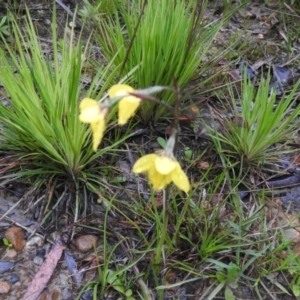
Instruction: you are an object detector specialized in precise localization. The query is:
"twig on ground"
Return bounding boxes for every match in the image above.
[55,0,82,28]
[21,237,66,300]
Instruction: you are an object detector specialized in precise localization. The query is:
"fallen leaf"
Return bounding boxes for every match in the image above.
[65,251,82,287]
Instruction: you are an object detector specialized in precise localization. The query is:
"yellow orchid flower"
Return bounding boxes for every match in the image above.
[108,84,141,125]
[133,153,190,193]
[79,98,108,151]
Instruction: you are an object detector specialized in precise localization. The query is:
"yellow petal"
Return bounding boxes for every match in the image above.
[80,98,99,110]
[79,98,101,123]
[171,163,190,193]
[108,84,135,98]
[148,168,172,190]
[133,154,157,173]
[155,156,177,175]
[91,120,106,151]
[118,97,141,125]
[79,108,101,123]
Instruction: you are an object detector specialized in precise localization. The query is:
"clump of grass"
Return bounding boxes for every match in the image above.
[210,73,300,168]
[0,12,127,223]
[90,0,232,123]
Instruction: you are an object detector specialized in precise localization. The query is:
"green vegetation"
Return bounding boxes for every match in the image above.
[2,238,12,249]
[0,12,129,224]
[212,74,300,167]
[92,0,233,123]
[0,0,300,299]
[0,15,11,36]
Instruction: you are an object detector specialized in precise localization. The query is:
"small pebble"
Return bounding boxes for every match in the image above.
[5,227,25,250]
[7,274,20,284]
[33,256,44,266]
[3,249,17,259]
[36,249,46,257]
[26,236,44,248]
[0,260,19,274]
[0,281,10,294]
[81,289,93,300]
[74,235,97,253]
[44,19,51,26]
[51,289,61,300]
[39,292,47,300]
[258,33,264,40]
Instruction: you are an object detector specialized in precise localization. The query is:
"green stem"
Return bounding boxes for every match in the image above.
[172,78,180,155]
[154,189,169,270]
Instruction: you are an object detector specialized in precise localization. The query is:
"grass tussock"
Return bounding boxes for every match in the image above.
[211,74,300,167]
[92,0,233,123]
[0,11,131,224]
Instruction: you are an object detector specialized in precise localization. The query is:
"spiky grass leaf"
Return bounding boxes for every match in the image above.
[211,74,300,166]
[94,0,231,122]
[0,10,125,177]
[0,10,135,224]
[0,17,87,176]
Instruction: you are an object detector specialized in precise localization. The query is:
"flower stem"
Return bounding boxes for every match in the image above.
[154,189,169,271]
